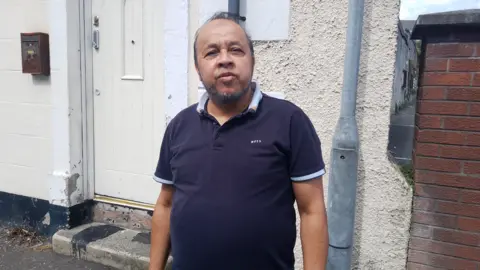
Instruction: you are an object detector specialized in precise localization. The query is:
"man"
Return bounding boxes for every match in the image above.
[149,12,328,270]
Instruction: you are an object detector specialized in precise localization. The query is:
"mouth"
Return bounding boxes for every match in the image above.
[217,72,237,79]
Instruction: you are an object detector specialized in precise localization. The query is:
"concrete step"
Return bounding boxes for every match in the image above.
[52,222,172,270]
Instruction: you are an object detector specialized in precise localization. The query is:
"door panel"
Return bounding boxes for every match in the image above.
[92,0,165,205]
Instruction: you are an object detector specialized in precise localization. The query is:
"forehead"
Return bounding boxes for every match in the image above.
[196,19,248,47]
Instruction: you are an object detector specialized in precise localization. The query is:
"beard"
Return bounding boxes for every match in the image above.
[203,79,251,105]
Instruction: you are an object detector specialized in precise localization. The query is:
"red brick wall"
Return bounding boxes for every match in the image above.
[409,42,480,269]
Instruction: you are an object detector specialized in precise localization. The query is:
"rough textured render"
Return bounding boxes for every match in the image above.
[252,0,413,269]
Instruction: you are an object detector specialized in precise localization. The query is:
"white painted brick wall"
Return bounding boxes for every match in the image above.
[0,0,52,200]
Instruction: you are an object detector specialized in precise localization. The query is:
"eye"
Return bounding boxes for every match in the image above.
[205,50,218,57]
[230,47,244,54]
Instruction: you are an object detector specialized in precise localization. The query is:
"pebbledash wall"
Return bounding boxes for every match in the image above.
[408,10,480,270]
[254,1,412,269]
[0,0,413,269]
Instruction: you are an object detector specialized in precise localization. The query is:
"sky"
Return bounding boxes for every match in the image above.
[400,0,480,20]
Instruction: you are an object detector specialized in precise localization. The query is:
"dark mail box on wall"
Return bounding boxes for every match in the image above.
[20,32,50,76]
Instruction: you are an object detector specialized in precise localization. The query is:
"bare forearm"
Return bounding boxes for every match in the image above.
[300,212,328,270]
[149,205,172,270]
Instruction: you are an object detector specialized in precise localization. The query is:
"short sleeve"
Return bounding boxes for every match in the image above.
[153,124,174,185]
[289,110,326,181]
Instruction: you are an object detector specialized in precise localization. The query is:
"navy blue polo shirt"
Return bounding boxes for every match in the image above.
[154,85,325,270]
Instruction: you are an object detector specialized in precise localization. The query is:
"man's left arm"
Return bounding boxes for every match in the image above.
[293,177,328,270]
[288,110,328,270]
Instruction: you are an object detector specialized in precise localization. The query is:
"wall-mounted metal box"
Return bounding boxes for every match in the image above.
[20,32,50,76]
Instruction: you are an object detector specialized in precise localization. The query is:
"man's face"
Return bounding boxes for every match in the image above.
[195,19,254,104]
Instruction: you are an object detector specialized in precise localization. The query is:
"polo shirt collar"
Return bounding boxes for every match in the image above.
[196,82,263,114]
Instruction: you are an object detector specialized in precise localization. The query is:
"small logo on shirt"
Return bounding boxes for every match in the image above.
[251,140,262,144]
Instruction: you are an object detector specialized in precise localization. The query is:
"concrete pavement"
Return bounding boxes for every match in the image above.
[0,224,112,270]
[52,222,173,270]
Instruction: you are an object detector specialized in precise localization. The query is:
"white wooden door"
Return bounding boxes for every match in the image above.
[92,0,166,205]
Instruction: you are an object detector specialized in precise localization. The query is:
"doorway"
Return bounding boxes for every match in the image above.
[90,0,167,206]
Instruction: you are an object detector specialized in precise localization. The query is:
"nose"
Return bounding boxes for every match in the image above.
[217,50,233,68]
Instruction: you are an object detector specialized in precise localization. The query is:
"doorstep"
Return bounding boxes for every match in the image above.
[52,222,172,270]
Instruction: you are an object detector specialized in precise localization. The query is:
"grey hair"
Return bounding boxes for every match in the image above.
[193,11,254,67]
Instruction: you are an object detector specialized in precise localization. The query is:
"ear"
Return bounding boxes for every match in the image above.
[197,70,204,84]
[251,57,255,74]
[196,66,202,81]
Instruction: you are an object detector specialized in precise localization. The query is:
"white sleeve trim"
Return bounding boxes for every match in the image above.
[291,168,326,181]
[153,175,174,185]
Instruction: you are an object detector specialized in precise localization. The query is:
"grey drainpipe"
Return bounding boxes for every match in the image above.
[326,0,365,268]
[228,0,241,22]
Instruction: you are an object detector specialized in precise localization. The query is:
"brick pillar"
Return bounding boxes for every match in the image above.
[409,11,480,270]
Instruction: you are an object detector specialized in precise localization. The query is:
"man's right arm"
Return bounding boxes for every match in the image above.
[149,184,175,270]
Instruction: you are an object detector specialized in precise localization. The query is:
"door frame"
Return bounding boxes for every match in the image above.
[79,0,95,201]
[77,0,191,205]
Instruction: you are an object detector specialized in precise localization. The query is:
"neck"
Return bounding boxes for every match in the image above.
[207,85,254,122]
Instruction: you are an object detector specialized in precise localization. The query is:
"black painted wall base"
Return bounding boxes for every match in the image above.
[0,190,93,237]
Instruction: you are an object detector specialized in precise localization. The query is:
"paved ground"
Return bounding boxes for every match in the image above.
[0,225,113,270]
